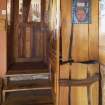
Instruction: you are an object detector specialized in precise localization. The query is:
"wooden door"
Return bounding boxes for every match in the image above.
[7,0,48,64]
[61,0,99,62]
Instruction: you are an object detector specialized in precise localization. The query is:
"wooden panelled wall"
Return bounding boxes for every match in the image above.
[49,0,100,105]
[58,0,100,105]
[61,0,99,62]
[59,63,99,105]
[0,0,7,77]
[8,0,48,64]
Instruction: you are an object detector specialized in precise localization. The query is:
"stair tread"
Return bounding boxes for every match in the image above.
[3,90,53,105]
[7,62,48,75]
[3,79,51,91]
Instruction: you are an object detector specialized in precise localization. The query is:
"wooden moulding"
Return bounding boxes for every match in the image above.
[59,63,99,105]
[61,0,99,62]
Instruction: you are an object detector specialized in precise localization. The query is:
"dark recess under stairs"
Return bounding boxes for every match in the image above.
[2,62,53,105]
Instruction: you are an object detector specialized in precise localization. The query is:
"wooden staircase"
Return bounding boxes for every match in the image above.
[2,62,53,105]
[3,90,53,105]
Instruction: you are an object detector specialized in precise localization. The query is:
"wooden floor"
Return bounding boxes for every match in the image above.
[3,89,53,105]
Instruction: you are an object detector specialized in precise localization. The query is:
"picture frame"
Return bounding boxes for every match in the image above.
[72,0,91,24]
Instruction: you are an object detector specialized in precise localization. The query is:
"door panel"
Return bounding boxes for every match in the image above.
[61,0,99,62]
[7,0,48,63]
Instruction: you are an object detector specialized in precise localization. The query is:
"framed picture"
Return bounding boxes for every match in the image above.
[72,0,91,24]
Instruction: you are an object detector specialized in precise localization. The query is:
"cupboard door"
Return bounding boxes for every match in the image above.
[61,0,99,62]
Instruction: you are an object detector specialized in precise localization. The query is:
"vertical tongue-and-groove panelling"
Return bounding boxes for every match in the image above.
[61,0,99,62]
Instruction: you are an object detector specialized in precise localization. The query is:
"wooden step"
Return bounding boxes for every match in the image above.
[2,90,53,105]
[7,62,49,75]
[2,79,51,102]
[3,79,51,92]
[3,72,50,92]
[5,73,49,79]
